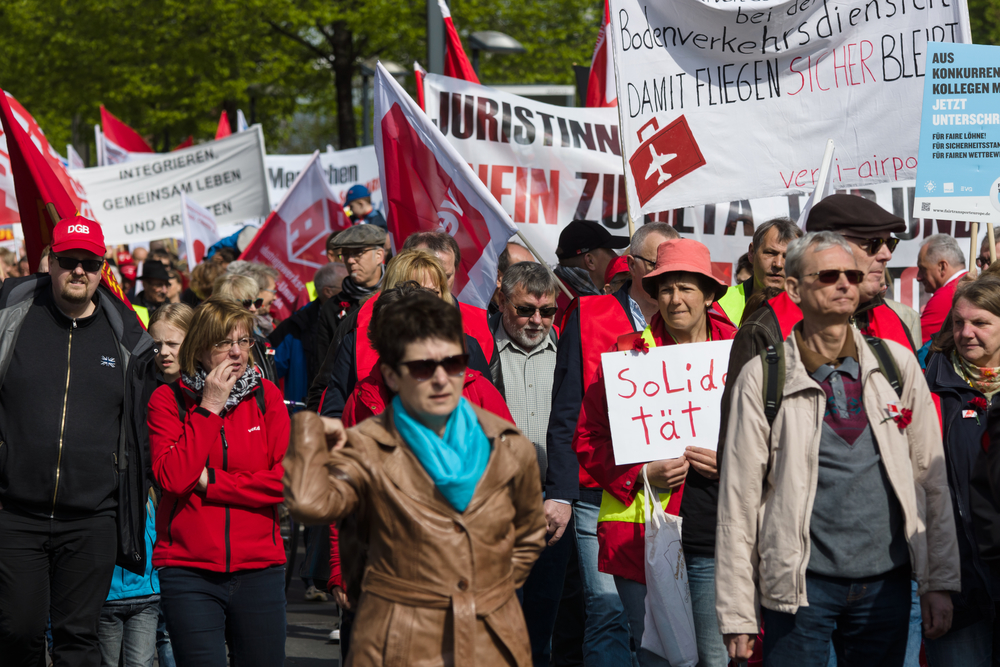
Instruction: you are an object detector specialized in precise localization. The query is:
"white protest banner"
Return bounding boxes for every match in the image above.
[75,126,270,245]
[264,146,381,211]
[180,192,220,264]
[422,73,627,263]
[608,0,970,224]
[602,339,732,465]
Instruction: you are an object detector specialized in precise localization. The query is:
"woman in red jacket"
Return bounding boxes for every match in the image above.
[148,298,290,667]
[575,238,736,667]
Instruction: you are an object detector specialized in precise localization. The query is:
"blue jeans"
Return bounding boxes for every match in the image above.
[614,576,671,667]
[97,597,159,667]
[573,499,635,667]
[686,556,728,667]
[925,616,993,667]
[157,607,175,667]
[158,565,286,667]
[826,579,923,667]
[763,568,912,667]
[520,513,574,667]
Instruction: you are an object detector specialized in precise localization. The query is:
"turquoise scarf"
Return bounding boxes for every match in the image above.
[392,395,491,512]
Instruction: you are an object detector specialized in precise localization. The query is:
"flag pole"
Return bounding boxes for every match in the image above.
[514,230,575,300]
[970,221,980,276]
[989,223,996,264]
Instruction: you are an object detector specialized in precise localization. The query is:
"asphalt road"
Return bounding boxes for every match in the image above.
[285,556,342,667]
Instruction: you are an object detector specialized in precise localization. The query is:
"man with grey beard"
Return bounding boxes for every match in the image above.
[491,260,567,665]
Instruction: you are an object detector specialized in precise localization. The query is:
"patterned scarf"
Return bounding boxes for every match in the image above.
[554,265,601,297]
[181,364,260,413]
[952,350,1000,401]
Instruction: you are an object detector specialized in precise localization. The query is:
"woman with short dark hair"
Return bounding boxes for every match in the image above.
[284,293,546,666]
[147,298,290,667]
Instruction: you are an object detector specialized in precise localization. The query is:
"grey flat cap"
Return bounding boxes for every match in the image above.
[331,223,386,248]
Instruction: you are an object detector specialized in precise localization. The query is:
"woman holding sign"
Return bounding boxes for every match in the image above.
[575,238,736,667]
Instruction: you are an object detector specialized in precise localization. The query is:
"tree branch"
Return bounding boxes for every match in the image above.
[266,20,334,65]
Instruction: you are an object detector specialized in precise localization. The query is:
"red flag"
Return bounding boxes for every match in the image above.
[414,61,428,111]
[239,151,351,321]
[172,136,194,151]
[0,91,134,313]
[586,0,616,107]
[100,105,153,153]
[438,0,480,84]
[374,62,516,308]
[215,111,232,140]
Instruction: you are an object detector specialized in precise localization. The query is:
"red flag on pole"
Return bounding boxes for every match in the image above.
[239,151,351,321]
[586,0,617,108]
[414,61,428,111]
[1,90,134,310]
[172,136,194,151]
[438,0,480,84]
[374,62,516,308]
[100,105,153,153]
[215,111,232,140]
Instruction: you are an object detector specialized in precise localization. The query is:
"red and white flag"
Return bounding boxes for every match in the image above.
[239,151,351,320]
[100,105,153,164]
[438,0,479,84]
[180,192,220,264]
[374,62,517,309]
[414,61,428,110]
[586,0,616,108]
[216,111,232,140]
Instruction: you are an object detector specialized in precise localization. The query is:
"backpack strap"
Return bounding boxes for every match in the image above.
[255,384,267,415]
[864,336,903,398]
[761,344,785,427]
[171,383,187,422]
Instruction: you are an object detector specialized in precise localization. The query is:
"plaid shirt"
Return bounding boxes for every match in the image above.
[495,324,558,481]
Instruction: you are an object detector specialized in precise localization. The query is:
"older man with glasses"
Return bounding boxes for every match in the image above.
[0,217,158,666]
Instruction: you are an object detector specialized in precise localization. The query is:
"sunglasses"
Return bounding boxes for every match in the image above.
[242,298,264,310]
[804,269,865,284]
[842,235,900,255]
[397,354,469,381]
[514,305,558,318]
[55,256,104,272]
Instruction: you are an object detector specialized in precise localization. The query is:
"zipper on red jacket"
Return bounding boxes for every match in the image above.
[220,426,231,572]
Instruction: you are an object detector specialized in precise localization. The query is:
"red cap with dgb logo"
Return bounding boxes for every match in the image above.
[51,216,106,256]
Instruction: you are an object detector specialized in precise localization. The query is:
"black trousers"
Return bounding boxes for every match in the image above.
[0,510,117,667]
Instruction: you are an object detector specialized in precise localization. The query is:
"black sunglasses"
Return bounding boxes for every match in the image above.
[804,269,865,285]
[397,354,469,381]
[514,305,558,318]
[242,298,264,310]
[55,256,104,273]
[842,235,900,255]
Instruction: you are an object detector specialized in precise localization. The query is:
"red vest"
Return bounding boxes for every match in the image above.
[576,294,636,488]
[355,296,495,383]
[765,291,914,350]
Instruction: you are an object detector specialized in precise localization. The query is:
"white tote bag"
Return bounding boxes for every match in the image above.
[640,464,699,666]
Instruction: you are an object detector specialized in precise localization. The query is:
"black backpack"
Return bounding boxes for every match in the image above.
[760,335,904,426]
[170,382,267,420]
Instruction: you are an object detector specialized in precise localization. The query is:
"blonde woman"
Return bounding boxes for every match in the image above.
[148,303,194,384]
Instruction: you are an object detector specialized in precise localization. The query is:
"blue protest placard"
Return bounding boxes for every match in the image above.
[914,42,1000,223]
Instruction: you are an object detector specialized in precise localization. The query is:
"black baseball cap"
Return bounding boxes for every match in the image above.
[555,220,629,261]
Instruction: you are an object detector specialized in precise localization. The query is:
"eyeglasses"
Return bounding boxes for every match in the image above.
[339,247,378,260]
[978,256,992,269]
[55,256,104,273]
[804,269,865,284]
[514,305,559,318]
[212,337,255,351]
[242,298,264,310]
[397,354,469,381]
[842,235,900,255]
[634,254,656,269]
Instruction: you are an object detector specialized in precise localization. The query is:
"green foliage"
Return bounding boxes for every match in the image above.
[0,0,601,157]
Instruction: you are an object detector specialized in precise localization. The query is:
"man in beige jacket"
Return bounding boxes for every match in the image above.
[716,231,960,666]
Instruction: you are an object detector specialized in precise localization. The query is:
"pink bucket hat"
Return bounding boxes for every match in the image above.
[641,238,728,301]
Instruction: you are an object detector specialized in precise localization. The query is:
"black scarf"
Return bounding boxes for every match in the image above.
[340,266,385,302]
[181,364,260,413]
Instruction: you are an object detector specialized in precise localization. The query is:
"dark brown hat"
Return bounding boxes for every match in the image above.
[805,194,905,234]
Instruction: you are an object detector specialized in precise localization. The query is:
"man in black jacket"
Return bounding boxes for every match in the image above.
[0,217,157,667]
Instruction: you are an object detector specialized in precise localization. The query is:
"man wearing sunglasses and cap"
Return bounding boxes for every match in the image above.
[0,216,158,666]
[717,231,958,666]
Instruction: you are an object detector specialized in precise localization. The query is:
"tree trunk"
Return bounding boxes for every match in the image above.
[332,20,356,149]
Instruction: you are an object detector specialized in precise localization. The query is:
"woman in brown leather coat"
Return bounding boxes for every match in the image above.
[283,292,546,666]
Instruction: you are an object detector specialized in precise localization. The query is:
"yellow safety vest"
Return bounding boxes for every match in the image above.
[306,281,317,302]
[716,282,747,327]
[596,325,673,527]
[133,304,149,328]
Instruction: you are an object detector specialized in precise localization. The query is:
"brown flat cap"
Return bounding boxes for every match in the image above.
[805,194,905,234]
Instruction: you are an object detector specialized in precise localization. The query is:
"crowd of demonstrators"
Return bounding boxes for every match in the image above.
[917,235,968,359]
